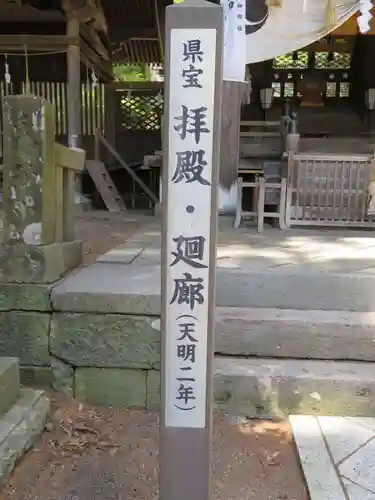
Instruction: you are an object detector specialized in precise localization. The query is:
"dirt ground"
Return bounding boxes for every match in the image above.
[1,211,307,499]
[75,210,151,266]
[0,392,307,500]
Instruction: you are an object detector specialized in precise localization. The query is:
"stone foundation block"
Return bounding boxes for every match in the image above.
[50,356,74,397]
[50,313,160,369]
[74,368,147,408]
[20,366,53,387]
[0,358,20,416]
[146,370,160,410]
[0,312,50,365]
[0,283,53,312]
[0,240,82,284]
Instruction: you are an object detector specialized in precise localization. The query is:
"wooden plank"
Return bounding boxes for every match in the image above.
[54,164,64,242]
[240,131,280,138]
[0,35,78,50]
[80,37,113,82]
[240,120,280,127]
[80,23,111,61]
[85,159,126,212]
[63,168,76,241]
[98,133,159,205]
[54,143,86,172]
[295,153,372,162]
[0,6,64,22]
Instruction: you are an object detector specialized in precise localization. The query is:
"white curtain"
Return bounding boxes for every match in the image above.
[246,0,360,63]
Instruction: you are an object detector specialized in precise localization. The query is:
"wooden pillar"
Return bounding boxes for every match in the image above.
[218,80,248,214]
[104,84,116,163]
[67,17,81,149]
[161,1,223,499]
[66,17,82,201]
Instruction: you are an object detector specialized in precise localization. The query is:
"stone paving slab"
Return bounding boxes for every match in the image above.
[290,415,375,500]
[51,223,375,313]
[215,308,375,361]
[215,358,375,418]
[52,261,375,313]
[51,264,161,314]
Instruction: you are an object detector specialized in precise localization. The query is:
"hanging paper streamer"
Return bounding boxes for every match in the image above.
[91,69,98,89]
[357,0,372,33]
[4,55,11,85]
[221,0,247,82]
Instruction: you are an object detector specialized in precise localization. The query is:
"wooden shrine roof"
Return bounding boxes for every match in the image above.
[102,0,172,64]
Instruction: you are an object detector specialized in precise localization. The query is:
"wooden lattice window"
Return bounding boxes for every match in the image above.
[272,82,281,98]
[326,82,337,98]
[339,82,350,97]
[119,93,163,131]
[314,52,351,69]
[325,78,351,98]
[273,52,308,69]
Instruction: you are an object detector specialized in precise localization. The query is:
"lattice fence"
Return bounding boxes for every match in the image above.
[117,91,163,131]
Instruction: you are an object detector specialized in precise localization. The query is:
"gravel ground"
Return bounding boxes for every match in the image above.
[0,393,307,500]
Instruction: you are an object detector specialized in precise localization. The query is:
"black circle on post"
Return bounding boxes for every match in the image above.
[186,205,195,213]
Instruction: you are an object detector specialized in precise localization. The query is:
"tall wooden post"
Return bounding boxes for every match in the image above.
[219,80,248,213]
[218,0,248,214]
[160,1,223,500]
[67,17,81,149]
[67,17,82,202]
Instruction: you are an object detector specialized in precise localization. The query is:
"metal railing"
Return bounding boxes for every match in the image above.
[285,152,375,228]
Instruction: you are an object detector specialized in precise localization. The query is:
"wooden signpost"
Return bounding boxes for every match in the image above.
[160,0,223,499]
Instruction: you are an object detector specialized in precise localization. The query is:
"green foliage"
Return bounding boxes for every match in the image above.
[113,63,152,82]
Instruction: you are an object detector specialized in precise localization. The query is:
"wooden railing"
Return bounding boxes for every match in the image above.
[51,143,86,242]
[285,151,375,228]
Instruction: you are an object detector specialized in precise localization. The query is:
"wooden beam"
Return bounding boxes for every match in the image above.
[109,27,159,44]
[80,22,110,61]
[80,36,113,81]
[0,34,78,51]
[62,0,107,34]
[0,5,64,22]
[55,143,86,172]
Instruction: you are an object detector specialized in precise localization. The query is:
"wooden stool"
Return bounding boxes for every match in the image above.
[234,176,287,232]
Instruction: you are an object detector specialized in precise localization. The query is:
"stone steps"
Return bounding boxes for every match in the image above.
[0,357,49,486]
[214,357,375,419]
[0,358,20,416]
[215,269,375,312]
[0,389,49,486]
[52,264,375,314]
[215,307,375,361]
